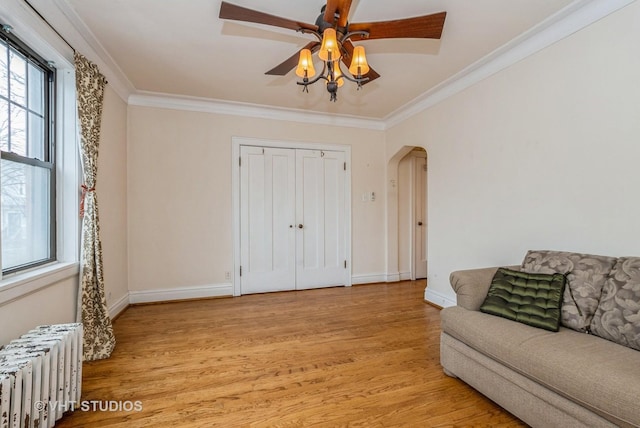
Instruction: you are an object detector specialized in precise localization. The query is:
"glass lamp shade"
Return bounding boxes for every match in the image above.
[348,45,370,77]
[295,49,316,78]
[318,28,341,62]
[331,64,345,87]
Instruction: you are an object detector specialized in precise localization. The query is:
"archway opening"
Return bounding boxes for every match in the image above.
[386,145,428,285]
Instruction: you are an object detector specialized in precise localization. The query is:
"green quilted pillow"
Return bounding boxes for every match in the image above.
[480,268,567,332]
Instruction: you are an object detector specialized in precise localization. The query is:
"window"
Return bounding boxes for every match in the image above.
[0,30,55,274]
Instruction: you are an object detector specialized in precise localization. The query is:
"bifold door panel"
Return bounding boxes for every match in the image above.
[240,146,346,294]
[296,149,346,289]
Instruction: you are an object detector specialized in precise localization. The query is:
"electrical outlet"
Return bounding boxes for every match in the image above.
[225,271,231,280]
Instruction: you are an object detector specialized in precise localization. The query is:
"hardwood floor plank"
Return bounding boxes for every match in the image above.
[56,282,526,427]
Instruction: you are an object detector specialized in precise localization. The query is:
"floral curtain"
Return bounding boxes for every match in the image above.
[74,52,115,360]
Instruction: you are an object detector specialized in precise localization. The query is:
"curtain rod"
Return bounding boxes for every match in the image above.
[23,0,75,53]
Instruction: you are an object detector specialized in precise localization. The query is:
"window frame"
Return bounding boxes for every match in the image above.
[0,28,57,275]
[0,3,80,305]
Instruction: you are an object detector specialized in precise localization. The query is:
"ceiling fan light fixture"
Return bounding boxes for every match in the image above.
[295,48,316,78]
[220,1,448,103]
[348,45,369,78]
[318,28,341,62]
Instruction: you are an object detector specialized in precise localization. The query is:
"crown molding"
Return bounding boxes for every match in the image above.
[5,0,634,128]
[128,91,386,131]
[383,0,637,129]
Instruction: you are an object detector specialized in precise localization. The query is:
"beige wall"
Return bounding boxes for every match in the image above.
[387,1,640,304]
[127,107,386,292]
[0,276,78,345]
[99,87,129,312]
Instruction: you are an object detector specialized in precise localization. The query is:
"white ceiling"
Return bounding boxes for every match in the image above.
[60,0,575,119]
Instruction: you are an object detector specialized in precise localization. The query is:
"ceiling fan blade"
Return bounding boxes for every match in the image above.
[323,0,340,24]
[323,0,353,27]
[265,42,320,76]
[337,0,353,28]
[348,11,446,41]
[220,1,318,32]
[341,40,380,85]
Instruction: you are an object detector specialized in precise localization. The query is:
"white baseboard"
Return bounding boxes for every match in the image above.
[424,288,456,308]
[129,283,233,304]
[386,272,400,282]
[108,293,130,319]
[351,273,386,284]
[112,278,440,310]
[399,271,412,281]
[352,271,414,284]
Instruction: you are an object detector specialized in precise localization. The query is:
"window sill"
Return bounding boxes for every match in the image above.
[0,261,79,307]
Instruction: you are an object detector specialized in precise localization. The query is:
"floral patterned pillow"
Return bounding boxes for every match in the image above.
[520,250,617,332]
[590,257,640,351]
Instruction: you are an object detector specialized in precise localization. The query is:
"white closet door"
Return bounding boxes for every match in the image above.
[240,146,296,294]
[414,155,428,279]
[295,149,347,289]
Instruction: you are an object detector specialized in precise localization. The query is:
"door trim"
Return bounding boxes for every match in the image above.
[232,137,352,296]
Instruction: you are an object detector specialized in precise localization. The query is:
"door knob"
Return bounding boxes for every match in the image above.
[298,224,304,229]
[418,222,423,226]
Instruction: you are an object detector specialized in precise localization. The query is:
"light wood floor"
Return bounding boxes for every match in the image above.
[57,281,526,427]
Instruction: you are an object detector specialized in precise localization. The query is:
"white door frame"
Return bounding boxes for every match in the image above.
[232,136,352,296]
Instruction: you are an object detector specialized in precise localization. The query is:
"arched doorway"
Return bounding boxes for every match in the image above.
[386,145,428,282]
[398,148,427,280]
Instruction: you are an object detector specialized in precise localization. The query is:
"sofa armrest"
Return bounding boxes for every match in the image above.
[450,265,519,311]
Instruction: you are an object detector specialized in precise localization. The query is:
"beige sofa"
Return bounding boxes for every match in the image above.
[440,251,640,428]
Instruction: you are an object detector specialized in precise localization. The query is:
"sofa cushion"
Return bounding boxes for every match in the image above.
[441,306,640,426]
[590,257,640,351]
[520,250,617,332]
[480,268,566,331]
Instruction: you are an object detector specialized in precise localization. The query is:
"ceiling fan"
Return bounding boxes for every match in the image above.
[219,0,446,101]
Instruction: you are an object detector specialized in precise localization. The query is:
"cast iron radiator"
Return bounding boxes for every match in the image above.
[0,323,83,428]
